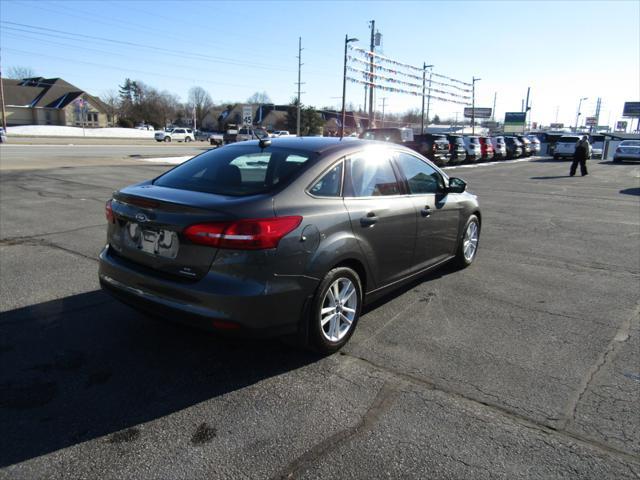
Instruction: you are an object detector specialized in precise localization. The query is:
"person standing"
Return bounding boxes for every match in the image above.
[570,135,591,176]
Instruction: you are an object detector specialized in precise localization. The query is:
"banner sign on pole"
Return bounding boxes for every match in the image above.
[503,112,526,133]
[622,102,640,118]
[463,107,492,119]
[585,116,597,126]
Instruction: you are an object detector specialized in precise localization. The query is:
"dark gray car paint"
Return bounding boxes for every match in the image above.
[99,137,480,337]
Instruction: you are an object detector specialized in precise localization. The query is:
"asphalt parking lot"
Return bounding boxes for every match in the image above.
[0,151,639,479]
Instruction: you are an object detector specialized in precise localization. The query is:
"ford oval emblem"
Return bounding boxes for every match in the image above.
[135,213,148,223]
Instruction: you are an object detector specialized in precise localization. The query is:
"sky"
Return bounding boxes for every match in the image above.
[1,0,639,128]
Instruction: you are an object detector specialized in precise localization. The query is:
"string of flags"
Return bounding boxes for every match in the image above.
[346,76,470,106]
[347,43,473,106]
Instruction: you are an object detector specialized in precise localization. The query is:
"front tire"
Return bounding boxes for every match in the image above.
[309,267,362,354]
[454,215,480,268]
[164,136,171,142]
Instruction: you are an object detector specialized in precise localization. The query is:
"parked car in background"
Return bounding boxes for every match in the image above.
[478,136,495,161]
[272,130,292,137]
[504,136,523,159]
[526,135,541,155]
[516,135,533,156]
[99,137,481,354]
[362,128,450,166]
[236,127,270,142]
[613,139,640,163]
[553,135,581,159]
[414,133,451,166]
[0,127,6,143]
[463,136,482,162]
[194,130,211,141]
[136,124,154,131]
[589,134,605,159]
[490,136,507,159]
[208,132,224,146]
[447,135,467,164]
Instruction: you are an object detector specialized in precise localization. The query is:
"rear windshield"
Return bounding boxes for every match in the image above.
[559,136,580,143]
[589,135,604,142]
[153,146,315,196]
[621,140,640,146]
[494,136,504,143]
[468,137,480,144]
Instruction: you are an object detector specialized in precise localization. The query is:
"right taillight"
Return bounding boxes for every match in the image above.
[105,199,115,224]
[184,216,302,250]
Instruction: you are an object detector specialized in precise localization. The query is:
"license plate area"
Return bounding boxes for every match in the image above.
[124,222,179,258]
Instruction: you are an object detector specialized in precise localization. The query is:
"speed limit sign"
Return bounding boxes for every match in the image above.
[242,106,252,126]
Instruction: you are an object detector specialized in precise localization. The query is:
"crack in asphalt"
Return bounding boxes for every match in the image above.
[0,236,99,263]
[560,305,638,431]
[270,380,401,480]
[0,224,105,244]
[338,351,640,467]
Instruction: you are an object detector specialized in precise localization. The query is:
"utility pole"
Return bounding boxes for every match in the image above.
[492,92,497,121]
[381,97,387,127]
[368,20,375,127]
[593,97,601,133]
[471,77,481,135]
[0,52,6,131]
[295,36,304,136]
[421,63,426,134]
[555,106,559,123]
[425,65,433,129]
[524,87,531,130]
[341,35,359,138]
[575,96,588,131]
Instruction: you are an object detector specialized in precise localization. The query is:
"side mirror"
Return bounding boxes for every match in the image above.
[448,177,466,194]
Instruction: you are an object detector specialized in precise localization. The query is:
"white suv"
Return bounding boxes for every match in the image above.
[553,135,583,159]
[155,128,194,143]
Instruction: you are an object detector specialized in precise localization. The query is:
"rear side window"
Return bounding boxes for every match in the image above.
[345,151,401,197]
[309,162,343,197]
[395,152,443,194]
[154,146,314,196]
[560,136,580,143]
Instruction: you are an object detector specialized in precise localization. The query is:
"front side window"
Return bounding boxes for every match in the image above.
[394,152,443,194]
[309,162,343,197]
[345,150,400,197]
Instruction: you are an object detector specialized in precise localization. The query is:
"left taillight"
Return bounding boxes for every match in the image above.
[184,216,302,250]
[105,199,115,223]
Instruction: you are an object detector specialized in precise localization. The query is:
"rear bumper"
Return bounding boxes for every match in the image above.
[98,245,318,337]
[613,155,640,161]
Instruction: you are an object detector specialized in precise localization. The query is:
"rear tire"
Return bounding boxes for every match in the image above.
[308,267,362,354]
[454,214,480,269]
[185,137,192,143]
[164,137,171,142]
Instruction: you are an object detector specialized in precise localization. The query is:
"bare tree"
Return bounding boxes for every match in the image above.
[188,86,213,130]
[100,89,120,125]
[247,91,271,104]
[6,66,36,79]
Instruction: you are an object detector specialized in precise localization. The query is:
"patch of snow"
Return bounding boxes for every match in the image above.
[6,125,156,138]
[139,156,193,165]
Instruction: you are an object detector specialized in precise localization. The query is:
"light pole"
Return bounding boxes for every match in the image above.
[341,35,358,138]
[420,63,434,134]
[575,97,588,131]
[471,77,481,135]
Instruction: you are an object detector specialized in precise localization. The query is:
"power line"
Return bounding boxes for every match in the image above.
[0,21,293,72]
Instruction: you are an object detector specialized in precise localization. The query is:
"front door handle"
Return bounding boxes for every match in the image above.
[360,212,378,226]
[421,206,433,217]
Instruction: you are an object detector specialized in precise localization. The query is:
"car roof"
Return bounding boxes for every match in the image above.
[227,136,390,155]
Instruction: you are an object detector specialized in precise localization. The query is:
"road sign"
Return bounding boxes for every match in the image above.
[622,102,640,117]
[585,116,597,126]
[503,112,526,133]
[242,106,253,126]
[616,121,628,131]
[464,107,492,119]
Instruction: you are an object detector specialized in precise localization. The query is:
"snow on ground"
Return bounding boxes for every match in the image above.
[140,156,193,164]
[7,125,156,138]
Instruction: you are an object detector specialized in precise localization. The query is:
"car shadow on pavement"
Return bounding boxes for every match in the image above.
[0,291,319,467]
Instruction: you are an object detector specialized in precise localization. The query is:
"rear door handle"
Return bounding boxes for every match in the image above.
[360,212,378,226]
[421,206,433,217]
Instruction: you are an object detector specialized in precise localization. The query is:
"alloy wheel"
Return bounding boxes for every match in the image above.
[463,221,479,262]
[320,277,357,342]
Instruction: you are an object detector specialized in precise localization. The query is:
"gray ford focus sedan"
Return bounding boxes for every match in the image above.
[99,137,481,353]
